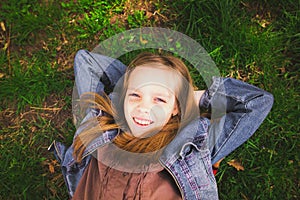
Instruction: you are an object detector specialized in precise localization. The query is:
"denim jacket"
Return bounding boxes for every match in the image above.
[49,50,274,199]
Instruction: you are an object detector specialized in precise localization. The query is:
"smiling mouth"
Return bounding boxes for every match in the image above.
[133,117,154,127]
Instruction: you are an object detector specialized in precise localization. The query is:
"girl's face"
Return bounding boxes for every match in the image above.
[124,65,179,137]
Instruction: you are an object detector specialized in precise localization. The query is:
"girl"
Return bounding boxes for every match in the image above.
[49,50,273,199]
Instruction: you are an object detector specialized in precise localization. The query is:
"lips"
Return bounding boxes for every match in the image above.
[133,117,154,127]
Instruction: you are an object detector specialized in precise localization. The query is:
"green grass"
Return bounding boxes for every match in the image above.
[0,0,299,199]
[0,52,71,112]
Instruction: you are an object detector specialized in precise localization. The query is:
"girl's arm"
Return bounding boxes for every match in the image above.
[49,50,127,197]
[73,50,127,135]
[72,50,126,138]
[199,77,274,164]
[74,50,126,98]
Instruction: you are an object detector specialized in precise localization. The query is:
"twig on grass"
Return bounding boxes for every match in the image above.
[30,107,62,111]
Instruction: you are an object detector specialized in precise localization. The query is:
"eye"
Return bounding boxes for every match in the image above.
[154,97,167,103]
[128,93,140,98]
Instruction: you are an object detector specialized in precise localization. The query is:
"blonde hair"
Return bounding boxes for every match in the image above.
[73,52,199,162]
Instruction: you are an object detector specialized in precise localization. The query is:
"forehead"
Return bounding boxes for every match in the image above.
[127,65,180,92]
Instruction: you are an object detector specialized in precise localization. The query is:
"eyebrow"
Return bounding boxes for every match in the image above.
[127,88,172,98]
[152,92,172,98]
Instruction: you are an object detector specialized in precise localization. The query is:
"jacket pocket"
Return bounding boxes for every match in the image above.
[182,145,216,190]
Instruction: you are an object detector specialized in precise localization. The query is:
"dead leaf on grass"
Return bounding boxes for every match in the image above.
[227,159,245,171]
[49,163,55,174]
[241,192,249,200]
[139,35,148,44]
[44,159,59,174]
[0,22,6,31]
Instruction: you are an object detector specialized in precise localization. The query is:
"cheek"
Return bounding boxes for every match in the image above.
[123,98,132,118]
[124,100,137,115]
[151,105,172,121]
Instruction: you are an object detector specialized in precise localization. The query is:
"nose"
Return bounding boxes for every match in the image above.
[137,100,151,114]
[137,106,150,114]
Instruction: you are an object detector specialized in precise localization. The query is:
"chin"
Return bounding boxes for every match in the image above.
[132,126,165,138]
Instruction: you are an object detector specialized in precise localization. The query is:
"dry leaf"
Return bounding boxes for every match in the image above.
[0,22,6,31]
[49,163,55,173]
[47,159,58,173]
[31,126,37,132]
[227,159,244,171]
[0,73,4,78]
[3,42,9,51]
[241,192,249,200]
[213,158,224,168]
[145,11,153,19]
[139,35,148,44]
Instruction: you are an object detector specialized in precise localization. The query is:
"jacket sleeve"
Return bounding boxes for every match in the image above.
[74,49,127,97]
[49,50,127,197]
[199,77,274,164]
[73,50,127,134]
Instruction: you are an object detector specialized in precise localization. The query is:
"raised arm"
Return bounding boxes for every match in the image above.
[199,77,274,164]
[74,49,126,97]
[48,50,127,196]
[73,50,127,135]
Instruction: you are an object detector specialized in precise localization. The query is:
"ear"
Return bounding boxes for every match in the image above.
[172,103,179,116]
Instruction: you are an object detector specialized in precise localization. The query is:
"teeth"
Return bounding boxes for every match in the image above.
[133,117,152,126]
